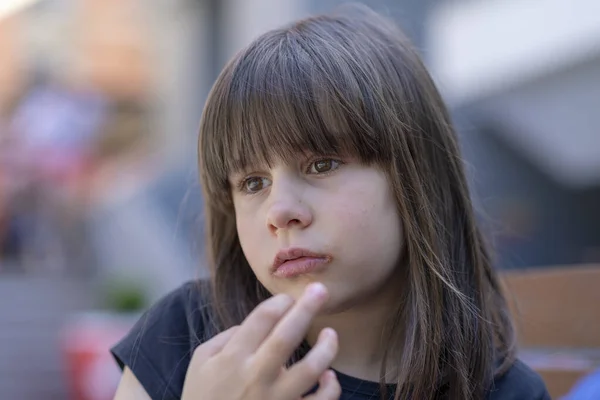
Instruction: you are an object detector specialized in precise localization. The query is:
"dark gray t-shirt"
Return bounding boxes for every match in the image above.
[111,280,551,400]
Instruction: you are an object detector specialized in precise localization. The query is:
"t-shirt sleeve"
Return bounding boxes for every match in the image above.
[111,280,210,400]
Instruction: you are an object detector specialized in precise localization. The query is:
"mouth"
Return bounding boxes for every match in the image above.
[272,247,332,278]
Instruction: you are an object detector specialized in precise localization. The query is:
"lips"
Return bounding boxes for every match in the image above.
[272,248,332,278]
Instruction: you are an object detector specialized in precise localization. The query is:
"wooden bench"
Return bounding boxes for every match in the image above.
[501,264,600,398]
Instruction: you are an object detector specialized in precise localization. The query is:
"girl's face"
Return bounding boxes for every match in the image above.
[230,154,404,313]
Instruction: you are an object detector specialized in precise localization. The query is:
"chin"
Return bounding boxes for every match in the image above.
[266,275,326,299]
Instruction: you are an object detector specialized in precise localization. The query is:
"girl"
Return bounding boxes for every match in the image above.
[112,5,550,400]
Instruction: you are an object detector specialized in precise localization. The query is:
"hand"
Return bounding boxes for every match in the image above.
[181,283,341,400]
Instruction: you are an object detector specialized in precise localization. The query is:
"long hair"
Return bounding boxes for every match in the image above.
[197,5,515,399]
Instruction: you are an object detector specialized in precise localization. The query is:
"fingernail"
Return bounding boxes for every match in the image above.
[306,282,327,299]
[320,327,335,341]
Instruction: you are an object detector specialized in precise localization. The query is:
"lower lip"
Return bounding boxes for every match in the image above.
[273,257,330,278]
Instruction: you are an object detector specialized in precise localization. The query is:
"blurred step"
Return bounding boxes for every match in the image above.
[0,275,96,400]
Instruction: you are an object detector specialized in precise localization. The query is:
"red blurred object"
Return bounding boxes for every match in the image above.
[61,312,137,400]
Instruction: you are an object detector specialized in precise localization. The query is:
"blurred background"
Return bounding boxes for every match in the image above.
[0,0,598,399]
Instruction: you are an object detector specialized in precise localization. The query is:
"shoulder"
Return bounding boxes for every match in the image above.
[487,359,551,400]
[111,279,214,400]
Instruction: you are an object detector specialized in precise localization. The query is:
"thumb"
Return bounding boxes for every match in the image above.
[191,326,239,363]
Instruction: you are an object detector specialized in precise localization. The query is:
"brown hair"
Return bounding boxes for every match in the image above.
[197,5,515,399]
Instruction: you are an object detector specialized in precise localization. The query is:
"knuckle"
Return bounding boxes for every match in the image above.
[191,345,203,360]
[268,333,291,354]
[216,344,239,362]
[301,357,326,378]
[190,342,209,360]
[242,359,261,383]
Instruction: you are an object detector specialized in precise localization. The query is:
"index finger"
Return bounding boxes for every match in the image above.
[254,283,329,374]
[223,293,295,356]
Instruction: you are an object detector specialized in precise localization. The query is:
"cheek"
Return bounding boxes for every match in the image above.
[327,182,402,266]
[330,183,397,231]
[331,198,374,233]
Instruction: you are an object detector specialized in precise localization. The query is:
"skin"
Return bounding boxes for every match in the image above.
[115,284,342,400]
[114,155,404,398]
[232,155,404,381]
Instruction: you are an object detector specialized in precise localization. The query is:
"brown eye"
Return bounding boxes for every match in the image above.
[243,177,270,193]
[309,159,340,174]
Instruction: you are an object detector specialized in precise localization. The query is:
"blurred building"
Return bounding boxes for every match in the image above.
[427,0,600,268]
[213,0,600,269]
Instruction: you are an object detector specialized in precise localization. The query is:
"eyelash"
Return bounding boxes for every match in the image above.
[235,157,344,195]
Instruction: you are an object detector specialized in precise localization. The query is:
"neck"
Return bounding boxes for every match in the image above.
[306,279,402,383]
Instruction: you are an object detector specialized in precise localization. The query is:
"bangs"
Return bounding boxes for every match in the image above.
[199,22,398,199]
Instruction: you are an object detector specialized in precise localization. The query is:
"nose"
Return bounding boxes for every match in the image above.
[266,182,312,235]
